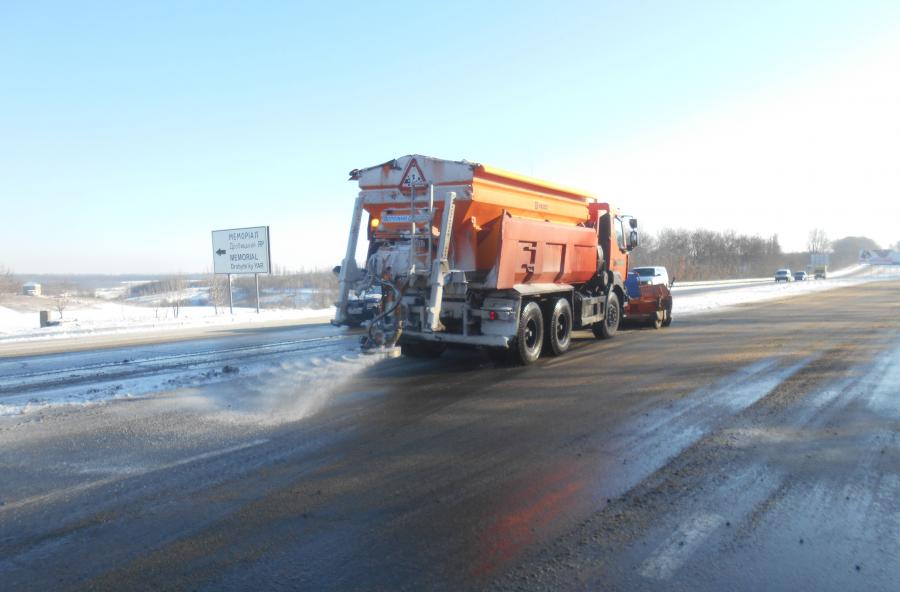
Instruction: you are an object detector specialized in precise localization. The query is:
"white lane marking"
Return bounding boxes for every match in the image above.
[166,438,269,467]
[0,476,122,514]
[639,513,725,581]
[0,438,269,513]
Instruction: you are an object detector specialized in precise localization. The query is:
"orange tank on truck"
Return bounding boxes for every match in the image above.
[333,155,641,365]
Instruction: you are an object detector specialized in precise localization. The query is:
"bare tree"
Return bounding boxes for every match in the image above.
[632,228,800,280]
[43,278,78,319]
[0,265,17,294]
[56,293,70,319]
[807,228,830,254]
[208,272,227,314]
[167,275,188,319]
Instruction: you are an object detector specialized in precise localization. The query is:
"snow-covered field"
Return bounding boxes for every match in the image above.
[93,280,154,300]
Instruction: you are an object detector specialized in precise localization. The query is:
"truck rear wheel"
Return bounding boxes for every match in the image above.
[545,298,572,356]
[662,306,672,327]
[592,292,620,339]
[513,301,544,365]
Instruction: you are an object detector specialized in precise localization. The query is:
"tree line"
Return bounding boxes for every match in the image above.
[630,229,885,281]
[630,229,786,281]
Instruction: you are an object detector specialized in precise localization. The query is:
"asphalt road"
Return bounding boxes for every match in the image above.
[1,281,899,591]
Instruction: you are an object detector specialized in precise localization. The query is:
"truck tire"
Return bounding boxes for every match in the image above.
[592,292,620,339]
[662,305,672,327]
[513,301,544,365]
[545,297,572,356]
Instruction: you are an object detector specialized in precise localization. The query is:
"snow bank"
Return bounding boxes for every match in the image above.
[827,263,867,278]
[0,301,334,344]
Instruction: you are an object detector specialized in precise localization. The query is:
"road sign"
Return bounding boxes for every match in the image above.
[399,157,427,193]
[212,226,271,274]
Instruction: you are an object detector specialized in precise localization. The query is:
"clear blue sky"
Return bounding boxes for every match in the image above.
[2,1,898,273]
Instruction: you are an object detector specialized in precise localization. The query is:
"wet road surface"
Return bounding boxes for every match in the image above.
[0,323,353,412]
[1,281,899,591]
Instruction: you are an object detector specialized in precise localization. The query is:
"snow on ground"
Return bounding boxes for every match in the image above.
[826,263,868,278]
[0,301,334,344]
[123,286,209,307]
[94,280,154,300]
[0,305,37,333]
[673,264,900,317]
[0,345,373,420]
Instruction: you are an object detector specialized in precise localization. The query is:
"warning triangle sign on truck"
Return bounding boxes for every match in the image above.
[399,158,427,193]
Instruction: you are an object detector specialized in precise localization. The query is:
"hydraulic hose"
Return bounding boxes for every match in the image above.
[363,279,406,349]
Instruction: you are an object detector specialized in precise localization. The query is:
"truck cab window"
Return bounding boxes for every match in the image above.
[615,217,626,251]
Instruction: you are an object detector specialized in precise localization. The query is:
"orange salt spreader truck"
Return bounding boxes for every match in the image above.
[333,155,649,364]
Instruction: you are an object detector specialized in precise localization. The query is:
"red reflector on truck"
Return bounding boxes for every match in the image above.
[489,311,497,321]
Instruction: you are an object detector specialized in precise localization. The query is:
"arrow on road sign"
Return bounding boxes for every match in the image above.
[216,249,226,255]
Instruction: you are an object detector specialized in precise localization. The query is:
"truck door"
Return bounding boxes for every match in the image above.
[610,216,629,279]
